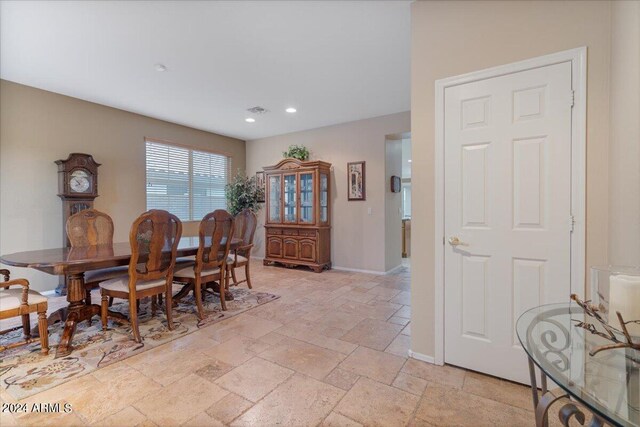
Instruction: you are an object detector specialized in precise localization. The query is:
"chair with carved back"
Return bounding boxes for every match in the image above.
[99,210,182,343]
[66,209,128,306]
[173,210,235,318]
[0,269,49,355]
[227,209,257,289]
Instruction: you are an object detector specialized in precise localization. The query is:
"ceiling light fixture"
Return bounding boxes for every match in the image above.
[408,159,412,163]
[154,63,167,72]
[285,107,297,113]
[245,118,256,123]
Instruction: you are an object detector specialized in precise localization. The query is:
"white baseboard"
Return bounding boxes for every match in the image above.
[331,265,386,275]
[384,264,404,275]
[408,349,439,365]
[255,257,398,276]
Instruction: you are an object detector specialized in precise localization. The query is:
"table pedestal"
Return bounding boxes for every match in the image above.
[173,280,234,303]
[527,358,607,427]
[51,272,100,358]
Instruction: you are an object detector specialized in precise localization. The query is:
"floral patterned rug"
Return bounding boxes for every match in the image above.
[0,286,279,400]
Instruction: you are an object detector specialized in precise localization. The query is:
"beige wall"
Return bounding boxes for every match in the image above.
[411,1,613,358]
[608,0,640,266]
[246,112,410,273]
[385,138,403,271]
[0,80,246,292]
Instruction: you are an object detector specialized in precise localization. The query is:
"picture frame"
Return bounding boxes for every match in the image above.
[255,171,265,203]
[347,161,366,201]
[390,175,401,193]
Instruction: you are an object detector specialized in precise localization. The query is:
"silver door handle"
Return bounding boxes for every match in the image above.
[448,236,467,246]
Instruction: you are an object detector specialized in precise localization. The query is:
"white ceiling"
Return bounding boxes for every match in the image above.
[0,1,410,140]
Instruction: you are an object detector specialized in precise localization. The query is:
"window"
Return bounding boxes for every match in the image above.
[145,139,230,221]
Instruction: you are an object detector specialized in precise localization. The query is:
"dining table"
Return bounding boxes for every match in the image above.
[0,236,242,358]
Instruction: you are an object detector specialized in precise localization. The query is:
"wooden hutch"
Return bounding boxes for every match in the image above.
[263,158,331,272]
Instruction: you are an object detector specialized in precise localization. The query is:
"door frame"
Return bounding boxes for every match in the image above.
[433,47,587,366]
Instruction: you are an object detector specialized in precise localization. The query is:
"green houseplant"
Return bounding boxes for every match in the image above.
[283,144,310,161]
[225,171,264,215]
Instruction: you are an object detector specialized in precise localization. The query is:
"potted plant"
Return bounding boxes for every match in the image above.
[225,171,264,215]
[282,144,310,161]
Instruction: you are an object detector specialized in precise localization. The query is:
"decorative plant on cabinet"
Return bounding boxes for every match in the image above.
[282,145,310,161]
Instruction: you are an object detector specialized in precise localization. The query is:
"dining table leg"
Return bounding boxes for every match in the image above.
[54,272,100,358]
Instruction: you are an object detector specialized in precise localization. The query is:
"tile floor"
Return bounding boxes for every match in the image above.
[0,261,543,427]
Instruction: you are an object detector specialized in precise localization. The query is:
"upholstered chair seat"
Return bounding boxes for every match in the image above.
[174,265,221,279]
[99,276,166,293]
[0,288,48,309]
[0,269,49,355]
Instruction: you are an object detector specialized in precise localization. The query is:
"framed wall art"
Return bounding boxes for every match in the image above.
[347,161,366,201]
[390,175,401,193]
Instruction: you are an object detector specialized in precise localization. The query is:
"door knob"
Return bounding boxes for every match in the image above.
[448,236,466,246]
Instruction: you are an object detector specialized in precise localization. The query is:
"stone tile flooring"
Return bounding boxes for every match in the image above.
[0,261,541,426]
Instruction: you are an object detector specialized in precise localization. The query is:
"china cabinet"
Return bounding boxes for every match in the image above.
[263,158,331,272]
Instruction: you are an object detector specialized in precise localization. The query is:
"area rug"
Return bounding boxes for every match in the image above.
[0,286,279,400]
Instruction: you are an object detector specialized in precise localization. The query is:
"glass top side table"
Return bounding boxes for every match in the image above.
[517,303,639,427]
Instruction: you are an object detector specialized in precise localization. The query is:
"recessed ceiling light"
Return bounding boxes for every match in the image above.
[245,118,256,123]
[154,63,167,72]
[285,107,297,113]
[408,159,412,163]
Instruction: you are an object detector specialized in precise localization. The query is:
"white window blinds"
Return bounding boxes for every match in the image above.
[145,140,229,221]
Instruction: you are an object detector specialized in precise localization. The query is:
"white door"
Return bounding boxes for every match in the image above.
[443,62,573,384]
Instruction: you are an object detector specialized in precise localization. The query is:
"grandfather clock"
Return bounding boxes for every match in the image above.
[55,153,100,295]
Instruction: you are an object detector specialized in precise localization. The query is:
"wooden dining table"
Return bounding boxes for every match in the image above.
[0,236,241,358]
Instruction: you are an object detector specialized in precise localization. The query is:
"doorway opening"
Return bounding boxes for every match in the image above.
[385,132,411,273]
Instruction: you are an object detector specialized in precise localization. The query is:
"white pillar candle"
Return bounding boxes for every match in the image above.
[609,274,640,337]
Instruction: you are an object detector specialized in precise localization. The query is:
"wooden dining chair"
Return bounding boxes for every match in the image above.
[99,210,182,343]
[66,209,128,306]
[173,210,235,318]
[227,209,257,289]
[0,269,49,355]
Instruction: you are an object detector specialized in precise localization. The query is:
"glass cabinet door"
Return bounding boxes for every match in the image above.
[320,173,328,223]
[299,172,314,223]
[283,174,297,223]
[268,175,281,223]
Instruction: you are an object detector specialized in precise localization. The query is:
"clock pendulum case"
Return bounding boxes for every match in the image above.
[54,153,101,295]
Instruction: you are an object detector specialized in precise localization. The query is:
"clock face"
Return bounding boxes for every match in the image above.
[69,169,91,193]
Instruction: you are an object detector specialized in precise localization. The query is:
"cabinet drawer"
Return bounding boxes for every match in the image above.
[267,228,282,235]
[298,229,317,238]
[282,229,299,236]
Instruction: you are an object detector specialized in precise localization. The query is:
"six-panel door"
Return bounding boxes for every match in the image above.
[443,61,573,384]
